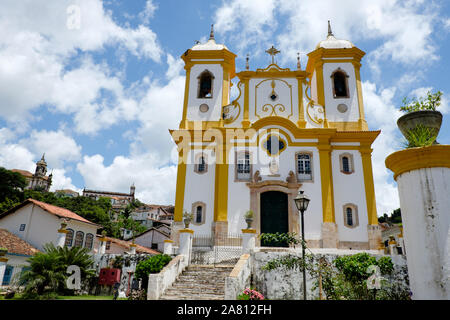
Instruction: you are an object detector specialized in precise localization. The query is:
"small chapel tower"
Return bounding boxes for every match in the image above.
[35,153,48,177]
[179,25,237,129]
[306,21,368,131]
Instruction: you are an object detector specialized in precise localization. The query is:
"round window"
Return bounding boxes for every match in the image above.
[199,104,209,113]
[337,104,348,113]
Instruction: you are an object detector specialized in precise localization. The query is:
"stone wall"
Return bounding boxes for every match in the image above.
[227,248,409,300]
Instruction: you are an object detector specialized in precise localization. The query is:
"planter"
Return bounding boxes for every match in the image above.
[397,110,442,141]
[183,219,191,229]
[0,248,7,256]
[245,218,253,229]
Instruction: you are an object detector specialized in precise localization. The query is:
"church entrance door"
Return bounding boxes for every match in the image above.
[260,191,289,247]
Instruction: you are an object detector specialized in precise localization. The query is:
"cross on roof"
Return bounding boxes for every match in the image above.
[265,45,280,64]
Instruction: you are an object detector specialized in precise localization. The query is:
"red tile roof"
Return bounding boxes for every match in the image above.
[0,229,40,256]
[0,199,100,227]
[101,236,159,255]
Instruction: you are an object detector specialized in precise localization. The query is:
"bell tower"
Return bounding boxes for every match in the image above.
[179,25,236,129]
[306,21,368,131]
[35,153,47,177]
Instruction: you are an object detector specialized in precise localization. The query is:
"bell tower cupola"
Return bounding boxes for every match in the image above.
[306,21,368,131]
[179,25,236,129]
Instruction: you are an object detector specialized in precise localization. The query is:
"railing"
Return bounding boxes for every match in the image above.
[191,233,242,266]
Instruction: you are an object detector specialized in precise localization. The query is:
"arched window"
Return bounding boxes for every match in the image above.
[197,70,214,98]
[346,207,353,226]
[194,153,208,174]
[331,69,349,98]
[74,231,84,247]
[235,151,252,181]
[65,228,74,247]
[343,204,359,228]
[84,233,94,250]
[296,152,313,181]
[339,153,354,174]
[191,202,206,225]
[195,206,202,224]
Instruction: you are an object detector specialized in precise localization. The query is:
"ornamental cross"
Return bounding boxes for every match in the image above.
[265,45,280,64]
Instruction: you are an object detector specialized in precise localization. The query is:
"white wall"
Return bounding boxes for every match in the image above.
[187,63,224,122]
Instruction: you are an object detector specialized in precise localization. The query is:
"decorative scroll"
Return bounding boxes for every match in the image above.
[304,81,324,125]
[222,81,242,124]
[255,78,293,119]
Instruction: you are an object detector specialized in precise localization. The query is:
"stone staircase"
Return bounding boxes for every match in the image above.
[159,265,234,300]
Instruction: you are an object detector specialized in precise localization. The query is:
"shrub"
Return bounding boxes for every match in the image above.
[259,232,300,247]
[400,90,442,113]
[403,124,438,148]
[135,254,172,290]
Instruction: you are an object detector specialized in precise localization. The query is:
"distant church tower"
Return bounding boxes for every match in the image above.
[170,23,381,250]
[30,154,52,191]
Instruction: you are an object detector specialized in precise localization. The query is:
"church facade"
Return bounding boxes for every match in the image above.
[12,154,52,192]
[170,24,382,250]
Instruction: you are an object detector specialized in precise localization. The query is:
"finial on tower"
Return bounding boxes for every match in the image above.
[265,45,280,65]
[209,24,215,40]
[297,52,301,69]
[246,54,249,70]
[41,153,45,161]
[327,20,334,37]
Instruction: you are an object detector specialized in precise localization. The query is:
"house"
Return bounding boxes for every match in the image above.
[0,229,40,287]
[11,154,52,191]
[134,226,171,252]
[170,23,381,250]
[82,184,136,216]
[55,189,80,198]
[131,204,174,227]
[93,235,159,255]
[0,199,100,253]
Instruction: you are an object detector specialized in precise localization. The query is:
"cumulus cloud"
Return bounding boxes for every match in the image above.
[0,0,162,131]
[77,154,177,204]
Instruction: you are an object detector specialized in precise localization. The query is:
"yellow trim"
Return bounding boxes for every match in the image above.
[360,146,378,225]
[242,77,250,128]
[180,67,191,129]
[241,229,257,234]
[129,243,137,248]
[174,151,187,222]
[99,236,108,242]
[0,257,8,262]
[318,139,335,223]
[179,229,194,234]
[385,145,450,180]
[57,229,69,234]
[214,162,229,222]
[297,77,306,128]
[261,133,287,157]
[353,64,368,130]
[328,121,364,131]
[164,239,174,243]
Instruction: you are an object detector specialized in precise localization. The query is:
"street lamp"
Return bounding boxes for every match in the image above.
[294,190,310,300]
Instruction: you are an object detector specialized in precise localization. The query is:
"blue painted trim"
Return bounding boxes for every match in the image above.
[7,252,32,257]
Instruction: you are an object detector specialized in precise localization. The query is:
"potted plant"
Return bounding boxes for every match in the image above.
[183,211,193,229]
[244,210,254,229]
[0,247,8,256]
[397,90,443,147]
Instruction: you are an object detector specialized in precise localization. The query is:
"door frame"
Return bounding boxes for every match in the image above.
[247,178,301,246]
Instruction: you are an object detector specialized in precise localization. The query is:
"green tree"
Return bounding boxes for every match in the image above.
[0,167,27,211]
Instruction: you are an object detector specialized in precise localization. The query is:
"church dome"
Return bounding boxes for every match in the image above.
[190,24,228,51]
[191,39,228,51]
[315,21,354,49]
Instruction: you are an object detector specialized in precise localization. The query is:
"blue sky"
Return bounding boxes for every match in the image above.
[0,0,449,215]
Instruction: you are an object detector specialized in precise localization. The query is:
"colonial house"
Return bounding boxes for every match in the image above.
[82,184,136,216]
[170,23,381,249]
[0,199,100,253]
[0,229,40,287]
[11,154,52,191]
[131,204,175,227]
[134,225,171,252]
[93,235,159,255]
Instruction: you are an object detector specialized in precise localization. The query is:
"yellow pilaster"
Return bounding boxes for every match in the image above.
[214,140,229,222]
[241,77,250,128]
[174,151,188,222]
[180,66,191,129]
[315,61,329,128]
[360,145,378,225]
[296,77,306,128]
[352,62,368,131]
[318,139,335,223]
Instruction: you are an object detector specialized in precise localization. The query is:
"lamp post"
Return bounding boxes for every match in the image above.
[294,190,310,300]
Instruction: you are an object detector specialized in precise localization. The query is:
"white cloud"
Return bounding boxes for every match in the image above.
[77,154,177,204]
[21,129,82,168]
[49,168,80,193]
[0,0,162,131]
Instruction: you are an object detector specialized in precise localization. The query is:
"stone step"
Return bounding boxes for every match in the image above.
[164,288,224,296]
[159,293,224,300]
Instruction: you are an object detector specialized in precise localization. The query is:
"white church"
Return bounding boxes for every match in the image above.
[170,23,382,250]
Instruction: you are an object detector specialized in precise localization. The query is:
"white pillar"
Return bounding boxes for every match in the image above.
[241,229,257,254]
[163,240,174,255]
[179,229,193,263]
[98,235,107,255]
[0,256,8,286]
[385,145,450,300]
[129,243,137,255]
